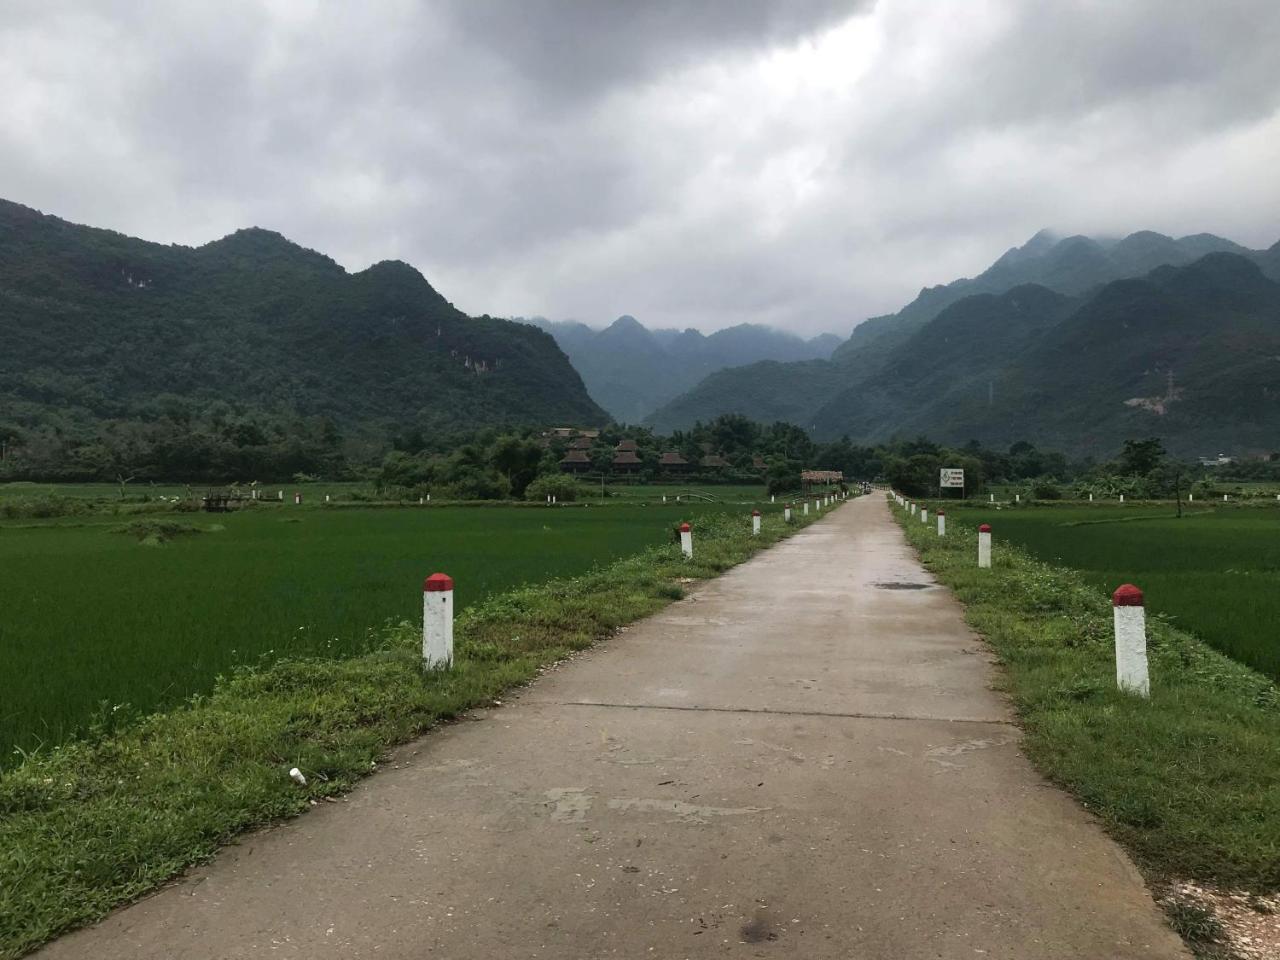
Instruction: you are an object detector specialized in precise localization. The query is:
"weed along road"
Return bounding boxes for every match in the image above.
[38,497,1188,959]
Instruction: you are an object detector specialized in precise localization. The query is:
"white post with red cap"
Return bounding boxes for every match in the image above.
[920,506,929,525]
[679,522,693,558]
[294,492,301,505]
[784,503,793,522]
[423,573,454,670]
[1112,584,1149,697]
[936,510,945,536]
[803,501,809,516]
[978,523,992,568]
[751,509,761,536]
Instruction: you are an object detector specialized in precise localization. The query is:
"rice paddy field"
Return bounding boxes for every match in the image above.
[946,503,1280,682]
[0,489,775,763]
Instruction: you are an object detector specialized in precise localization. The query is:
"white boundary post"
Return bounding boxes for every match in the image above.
[679,522,693,558]
[752,509,761,536]
[920,506,928,524]
[784,503,792,522]
[978,523,992,568]
[1112,584,1149,697]
[423,573,454,670]
[294,491,301,505]
[937,510,945,536]
[803,501,809,516]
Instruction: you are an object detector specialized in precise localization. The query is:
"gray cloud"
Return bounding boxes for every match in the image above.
[2,0,1278,336]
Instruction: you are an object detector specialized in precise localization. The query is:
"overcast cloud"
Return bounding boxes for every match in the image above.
[2,0,1278,335]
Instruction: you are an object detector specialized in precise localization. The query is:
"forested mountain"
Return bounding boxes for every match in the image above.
[0,199,606,477]
[529,314,839,423]
[647,229,1280,455]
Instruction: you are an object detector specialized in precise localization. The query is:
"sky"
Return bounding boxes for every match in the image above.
[3,1,1279,337]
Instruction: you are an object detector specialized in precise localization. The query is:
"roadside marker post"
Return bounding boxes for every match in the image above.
[679,522,693,559]
[1112,584,1150,697]
[921,507,928,525]
[1224,494,1229,502]
[990,493,994,502]
[1119,494,1125,503]
[978,523,992,568]
[937,510,945,536]
[752,509,761,536]
[325,494,330,503]
[1089,493,1094,501]
[803,502,809,516]
[423,573,454,670]
[294,492,301,505]
[784,504,792,522]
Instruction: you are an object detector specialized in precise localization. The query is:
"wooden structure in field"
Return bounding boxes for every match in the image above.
[801,470,843,492]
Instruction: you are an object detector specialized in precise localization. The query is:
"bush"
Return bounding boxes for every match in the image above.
[1032,481,1062,500]
[524,474,585,503]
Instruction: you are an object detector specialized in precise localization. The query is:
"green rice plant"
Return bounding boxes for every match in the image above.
[0,500,780,763]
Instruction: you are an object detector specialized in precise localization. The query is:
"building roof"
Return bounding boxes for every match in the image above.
[559,449,591,464]
[578,430,600,439]
[615,439,639,452]
[568,436,593,449]
[701,454,730,468]
[801,469,843,482]
[658,451,689,466]
[612,451,642,465]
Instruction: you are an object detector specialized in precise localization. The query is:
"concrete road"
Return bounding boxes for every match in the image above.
[39,496,1188,959]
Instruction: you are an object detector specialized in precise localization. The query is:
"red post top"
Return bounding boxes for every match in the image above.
[937,510,945,516]
[751,509,761,517]
[679,522,691,533]
[424,573,454,592]
[978,523,991,532]
[1112,583,1144,607]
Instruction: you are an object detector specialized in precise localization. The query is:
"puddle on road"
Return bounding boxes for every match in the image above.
[872,581,932,590]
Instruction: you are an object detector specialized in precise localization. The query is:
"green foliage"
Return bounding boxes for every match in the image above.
[0,503,755,762]
[523,474,585,502]
[0,199,607,483]
[946,504,1280,681]
[648,229,1280,458]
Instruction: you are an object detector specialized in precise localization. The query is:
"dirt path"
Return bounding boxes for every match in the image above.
[39,495,1188,959]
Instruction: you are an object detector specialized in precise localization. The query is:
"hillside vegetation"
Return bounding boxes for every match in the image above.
[0,199,606,477]
[648,230,1280,456]
[531,314,839,423]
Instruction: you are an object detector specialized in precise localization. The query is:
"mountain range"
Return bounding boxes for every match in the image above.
[528,315,840,423]
[0,199,606,449]
[647,229,1280,456]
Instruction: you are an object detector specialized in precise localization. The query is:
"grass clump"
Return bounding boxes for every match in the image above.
[112,519,209,544]
[0,503,823,957]
[894,500,1280,894]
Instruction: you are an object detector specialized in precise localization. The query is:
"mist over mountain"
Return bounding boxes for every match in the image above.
[647,229,1280,456]
[0,199,606,459]
[526,315,840,423]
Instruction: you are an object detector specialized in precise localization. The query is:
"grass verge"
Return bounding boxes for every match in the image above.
[892,498,1280,898]
[0,505,827,958]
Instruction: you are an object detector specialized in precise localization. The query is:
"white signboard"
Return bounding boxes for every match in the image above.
[939,468,965,489]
